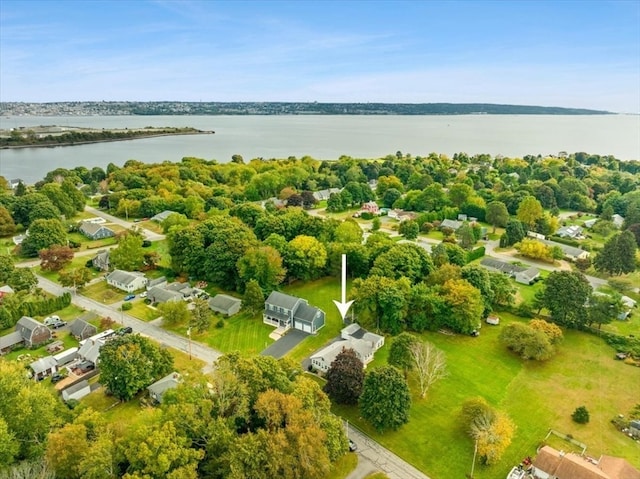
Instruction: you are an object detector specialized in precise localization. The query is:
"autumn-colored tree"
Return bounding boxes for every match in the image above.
[529,319,563,344]
[39,244,74,272]
[460,397,515,465]
[515,238,553,261]
[0,205,16,236]
[323,348,365,405]
[516,196,544,229]
[285,235,327,281]
[58,267,93,291]
[440,279,484,334]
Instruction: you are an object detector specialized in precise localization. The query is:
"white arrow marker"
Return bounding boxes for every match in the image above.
[333,254,355,320]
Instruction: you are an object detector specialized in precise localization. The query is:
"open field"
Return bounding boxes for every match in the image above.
[332,312,640,479]
[126,301,161,322]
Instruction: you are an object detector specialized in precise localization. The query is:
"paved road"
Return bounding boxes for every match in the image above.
[347,425,431,479]
[34,275,221,372]
[84,205,166,241]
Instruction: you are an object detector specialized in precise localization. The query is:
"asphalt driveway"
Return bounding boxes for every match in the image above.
[260,329,309,359]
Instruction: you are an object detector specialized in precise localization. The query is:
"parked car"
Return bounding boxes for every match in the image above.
[140,291,147,298]
[77,361,95,373]
[348,439,357,452]
[43,315,61,326]
[49,320,67,329]
[124,294,135,301]
[116,326,133,336]
[51,372,66,383]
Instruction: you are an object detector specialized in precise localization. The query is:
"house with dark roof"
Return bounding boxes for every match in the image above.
[263,291,325,334]
[91,250,111,271]
[79,221,115,240]
[147,286,183,304]
[209,294,242,317]
[16,316,52,348]
[147,372,182,404]
[480,258,526,276]
[69,313,98,340]
[106,270,147,293]
[150,210,178,222]
[146,276,168,290]
[532,445,640,479]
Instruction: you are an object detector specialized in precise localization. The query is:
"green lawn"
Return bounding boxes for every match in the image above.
[68,231,120,250]
[82,280,125,304]
[165,311,275,357]
[3,329,79,362]
[35,255,105,283]
[331,313,640,479]
[126,301,162,322]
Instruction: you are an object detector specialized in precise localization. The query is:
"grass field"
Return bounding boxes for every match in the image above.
[126,301,162,322]
[82,280,125,304]
[331,312,640,479]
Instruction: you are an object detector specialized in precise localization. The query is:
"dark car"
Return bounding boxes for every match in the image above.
[348,439,357,452]
[51,372,65,383]
[124,294,135,301]
[77,361,95,373]
[116,326,133,335]
[50,320,67,329]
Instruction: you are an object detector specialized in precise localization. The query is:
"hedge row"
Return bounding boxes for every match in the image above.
[0,293,72,329]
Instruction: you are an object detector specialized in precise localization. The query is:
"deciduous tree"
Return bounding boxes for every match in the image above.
[99,335,173,401]
[485,201,509,233]
[58,267,93,291]
[285,235,327,281]
[191,297,212,333]
[39,244,74,272]
[409,340,447,398]
[323,348,365,405]
[20,218,67,257]
[594,231,637,275]
[109,230,144,271]
[0,205,16,236]
[7,267,37,292]
[237,246,286,292]
[243,279,265,315]
[388,332,417,376]
[359,365,411,432]
[158,300,190,326]
[542,271,591,327]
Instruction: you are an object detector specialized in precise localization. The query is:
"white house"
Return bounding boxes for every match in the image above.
[29,356,58,381]
[106,270,147,293]
[310,324,384,373]
[556,225,583,239]
[540,239,589,261]
[515,267,540,285]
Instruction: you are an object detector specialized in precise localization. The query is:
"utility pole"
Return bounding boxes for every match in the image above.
[187,326,192,360]
[469,438,478,478]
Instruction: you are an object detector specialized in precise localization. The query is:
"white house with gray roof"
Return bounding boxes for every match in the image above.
[147,285,183,304]
[209,294,242,317]
[515,267,540,285]
[311,324,384,373]
[62,380,91,402]
[263,291,325,334]
[29,356,58,380]
[150,210,179,222]
[540,239,589,261]
[106,270,147,293]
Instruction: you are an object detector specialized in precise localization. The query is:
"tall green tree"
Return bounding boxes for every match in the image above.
[58,267,92,291]
[98,335,173,401]
[370,243,434,284]
[191,297,212,333]
[0,205,16,236]
[388,332,418,377]
[20,218,67,257]
[323,348,365,405]
[485,201,509,233]
[285,235,327,281]
[243,279,265,315]
[542,271,591,327]
[359,366,411,432]
[158,300,190,326]
[0,254,15,284]
[109,230,144,271]
[237,246,286,293]
[594,231,637,275]
[398,220,419,240]
[7,267,38,292]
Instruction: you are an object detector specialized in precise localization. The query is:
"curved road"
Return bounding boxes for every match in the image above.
[84,205,166,241]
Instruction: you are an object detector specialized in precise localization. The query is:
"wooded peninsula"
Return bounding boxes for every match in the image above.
[0,126,213,149]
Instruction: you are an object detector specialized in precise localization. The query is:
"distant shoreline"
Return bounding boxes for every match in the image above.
[0,129,214,150]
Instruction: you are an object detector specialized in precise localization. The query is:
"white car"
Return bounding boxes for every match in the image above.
[44,316,61,326]
[140,292,148,298]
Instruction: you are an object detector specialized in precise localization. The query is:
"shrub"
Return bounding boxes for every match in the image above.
[121,302,133,311]
[216,319,225,328]
[466,246,486,263]
[572,406,590,424]
[360,212,373,220]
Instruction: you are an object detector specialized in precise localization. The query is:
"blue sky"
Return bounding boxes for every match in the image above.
[1,0,639,112]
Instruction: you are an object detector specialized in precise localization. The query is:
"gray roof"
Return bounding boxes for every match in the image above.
[63,380,90,396]
[147,372,181,397]
[147,286,183,303]
[541,240,586,258]
[69,318,97,338]
[147,276,167,288]
[480,258,526,275]
[30,356,57,374]
[79,221,114,237]
[151,210,178,222]
[440,219,462,230]
[17,316,42,331]
[209,294,241,312]
[517,267,540,281]
[266,291,303,311]
[294,302,320,323]
[0,285,15,294]
[165,282,190,292]
[106,270,144,286]
[0,331,23,349]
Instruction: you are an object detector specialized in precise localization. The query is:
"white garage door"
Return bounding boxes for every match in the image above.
[302,323,312,333]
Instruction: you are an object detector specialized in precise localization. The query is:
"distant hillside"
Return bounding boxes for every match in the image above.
[0,101,612,116]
